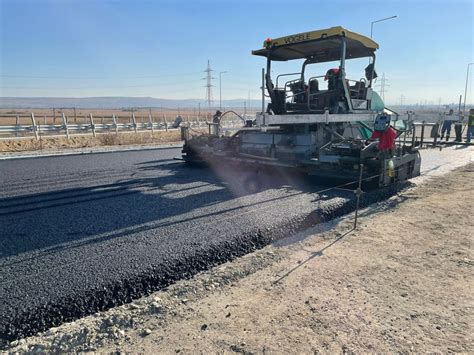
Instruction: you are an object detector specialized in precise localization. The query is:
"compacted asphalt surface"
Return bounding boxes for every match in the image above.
[0,147,389,342]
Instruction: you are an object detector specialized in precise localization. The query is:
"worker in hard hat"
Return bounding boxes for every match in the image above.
[212,110,222,124]
[211,110,222,136]
[369,115,397,158]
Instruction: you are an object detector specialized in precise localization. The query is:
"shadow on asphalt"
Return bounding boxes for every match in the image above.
[0,157,349,260]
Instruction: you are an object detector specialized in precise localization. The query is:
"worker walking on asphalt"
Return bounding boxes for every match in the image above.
[466,109,474,143]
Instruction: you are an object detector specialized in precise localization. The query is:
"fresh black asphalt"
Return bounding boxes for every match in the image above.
[0,147,399,343]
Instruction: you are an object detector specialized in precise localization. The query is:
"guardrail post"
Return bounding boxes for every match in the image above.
[15,115,20,137]
[420,121,425,148]
[149,113,154,133]
[62,112,70,139]
[89,113,96,137]
[132,113,138,133]
[31,112,39,140]
[163,114,168,131]
[112,114,118,135]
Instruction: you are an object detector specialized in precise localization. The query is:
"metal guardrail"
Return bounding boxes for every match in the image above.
[409,120,472,148]
[1,111,470,148]
[0,112,208,139]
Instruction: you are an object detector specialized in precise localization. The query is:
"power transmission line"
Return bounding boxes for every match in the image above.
[399,94,405,106]
[375,72,389,101]
[202,60,215,107]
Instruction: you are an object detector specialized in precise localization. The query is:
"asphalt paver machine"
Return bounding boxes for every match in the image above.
[182,26,421,187]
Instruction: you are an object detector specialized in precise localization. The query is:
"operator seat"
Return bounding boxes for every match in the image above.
[289,80,306,104]
[309,79,319,94]
[351,80,366,99]
[323,68,344,113]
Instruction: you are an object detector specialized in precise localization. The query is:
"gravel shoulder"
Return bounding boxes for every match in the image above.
[8,162,473,353]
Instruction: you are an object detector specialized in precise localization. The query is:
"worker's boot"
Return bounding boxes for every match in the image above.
[446,135,449,142]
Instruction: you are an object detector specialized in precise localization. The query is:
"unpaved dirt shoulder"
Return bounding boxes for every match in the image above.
[7,164,474,353]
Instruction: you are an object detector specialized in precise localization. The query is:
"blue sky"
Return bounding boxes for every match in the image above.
[0,0,472,105]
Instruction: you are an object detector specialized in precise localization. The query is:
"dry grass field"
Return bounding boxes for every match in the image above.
[0,130,187,152]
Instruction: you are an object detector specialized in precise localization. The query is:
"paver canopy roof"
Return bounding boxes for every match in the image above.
[252,26,379,62]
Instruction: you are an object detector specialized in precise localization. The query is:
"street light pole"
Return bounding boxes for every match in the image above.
[370,15,398,38]
[219,71,228,110]
[463,63,474,113]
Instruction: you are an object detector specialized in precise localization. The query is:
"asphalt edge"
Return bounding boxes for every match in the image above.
[0,143,184,161]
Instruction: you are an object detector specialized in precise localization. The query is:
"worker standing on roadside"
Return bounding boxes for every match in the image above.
[466,108,474,143]
[211,110,222,135]
[440,109,454,141]
[212,110,222,124]
[454,110,463,142]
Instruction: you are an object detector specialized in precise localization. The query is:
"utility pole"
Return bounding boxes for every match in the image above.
[203,60,215,110]
[369,15,397,65]
[370,15,398,38]
[463,62,473,113]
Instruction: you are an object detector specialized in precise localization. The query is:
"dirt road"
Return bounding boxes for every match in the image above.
[9,162,473,353]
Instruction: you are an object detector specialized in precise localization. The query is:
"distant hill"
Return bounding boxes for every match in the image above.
[0,97,262,109]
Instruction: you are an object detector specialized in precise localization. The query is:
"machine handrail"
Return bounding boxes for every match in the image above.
[276,72,301,89]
